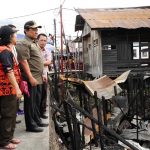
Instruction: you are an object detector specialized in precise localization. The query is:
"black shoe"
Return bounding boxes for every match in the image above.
[37,122,49,127]
[41,114,48,119]
[26,127,44,132]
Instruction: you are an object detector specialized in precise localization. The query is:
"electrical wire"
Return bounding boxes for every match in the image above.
[5,7,59,20]
[63,8,76,11]
[1,8,77,22]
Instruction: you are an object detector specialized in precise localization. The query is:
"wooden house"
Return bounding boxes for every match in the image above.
[75,7,150,77]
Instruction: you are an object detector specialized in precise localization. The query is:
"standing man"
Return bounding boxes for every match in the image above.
[37,33,51,119]
[16,21,48,133]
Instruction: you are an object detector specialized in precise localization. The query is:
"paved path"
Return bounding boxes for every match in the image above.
[14,102,49,150]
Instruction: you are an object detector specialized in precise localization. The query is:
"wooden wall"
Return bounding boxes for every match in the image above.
[101,29,150,77]
[82,28,150,77]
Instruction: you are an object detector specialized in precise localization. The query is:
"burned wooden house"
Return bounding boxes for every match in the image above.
[75,7,150,77]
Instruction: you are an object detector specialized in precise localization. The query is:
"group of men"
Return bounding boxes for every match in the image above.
[0,20,52,149]
[16,20,51,132]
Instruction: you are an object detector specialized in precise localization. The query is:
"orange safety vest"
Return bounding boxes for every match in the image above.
[0,46,20,96]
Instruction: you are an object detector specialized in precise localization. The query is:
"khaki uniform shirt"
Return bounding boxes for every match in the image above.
[16,36,44,84]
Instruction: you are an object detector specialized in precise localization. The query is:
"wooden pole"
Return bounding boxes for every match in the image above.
[60,4,63,74]
[54,19,57,49]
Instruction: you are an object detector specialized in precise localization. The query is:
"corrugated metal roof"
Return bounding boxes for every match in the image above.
[75,7,150,30]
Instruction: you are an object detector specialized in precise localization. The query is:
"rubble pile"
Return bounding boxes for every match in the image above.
[49,70,150,149]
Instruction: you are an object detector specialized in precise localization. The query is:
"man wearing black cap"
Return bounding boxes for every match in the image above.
[16,21,48,132]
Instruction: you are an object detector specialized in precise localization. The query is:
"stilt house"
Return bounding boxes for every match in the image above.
[75,7,150,77]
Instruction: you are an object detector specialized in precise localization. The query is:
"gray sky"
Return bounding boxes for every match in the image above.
[0,0,150,38]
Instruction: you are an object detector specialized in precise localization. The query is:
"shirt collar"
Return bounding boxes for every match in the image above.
[25,35,36,43]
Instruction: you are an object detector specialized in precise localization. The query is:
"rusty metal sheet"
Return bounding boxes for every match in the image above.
[59,70,130,99]
[60,74,122,99]
[114,70,131,84]
[83,75,122,99]
[76,7,150,29]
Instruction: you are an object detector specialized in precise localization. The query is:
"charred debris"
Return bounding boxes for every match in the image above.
[48,69,150,150]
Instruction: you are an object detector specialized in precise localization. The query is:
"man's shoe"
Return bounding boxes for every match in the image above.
[26,127,43,132]
[37,122,49,127]
[41,114,48,119]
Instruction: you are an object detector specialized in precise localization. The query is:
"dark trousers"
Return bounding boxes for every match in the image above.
[40,82,47,115]
[24,83,42,130]
[0,95,17,146]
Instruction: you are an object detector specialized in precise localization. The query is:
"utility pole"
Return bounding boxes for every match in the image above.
[60,4,63,74]
[54,19,57,49]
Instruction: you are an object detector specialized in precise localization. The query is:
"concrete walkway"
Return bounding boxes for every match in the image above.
[14,102,49,150]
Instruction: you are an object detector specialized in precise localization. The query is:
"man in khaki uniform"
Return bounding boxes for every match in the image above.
[16,21,48,132]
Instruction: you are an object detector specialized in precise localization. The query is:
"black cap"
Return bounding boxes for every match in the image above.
[0,25,18,39]
[24,21,42,29]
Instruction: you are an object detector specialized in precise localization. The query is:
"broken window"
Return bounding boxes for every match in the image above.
[132,42,149,60]
[132,42,139,59]
[93,39,98,47]
[102,44,116,50]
